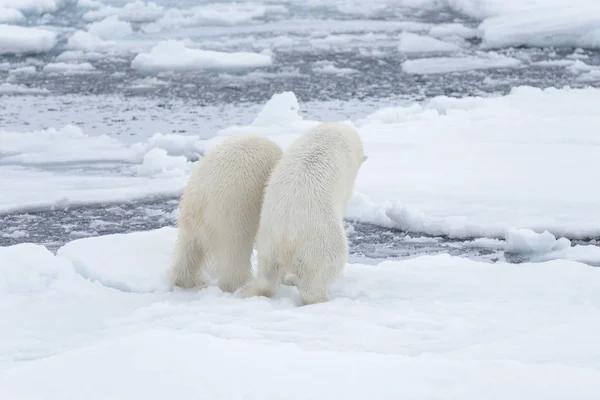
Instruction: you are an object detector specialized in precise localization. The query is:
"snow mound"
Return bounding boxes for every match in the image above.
[2,228,600,398]
[398,31,462,53]
[0,243,75,295]
[480,6,600,49]
[56,228,174,293]
[131,40,273,72]
[0,24,56,55]
[402,52,521,74]
[217,91,320,137]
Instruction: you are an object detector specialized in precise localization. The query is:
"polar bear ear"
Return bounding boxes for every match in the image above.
[362,155,368,163]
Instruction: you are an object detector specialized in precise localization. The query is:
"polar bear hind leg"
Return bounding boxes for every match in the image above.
[168,232,209,289]
[215,236,254,293]
[241,253,283,298]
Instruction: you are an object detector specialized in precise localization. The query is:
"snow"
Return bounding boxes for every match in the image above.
[402,52,522,74]
[0,24,56,55]
[131,40,273,72]
[480,6,600,49]
[398,31,462,53]
[1,228,600,398]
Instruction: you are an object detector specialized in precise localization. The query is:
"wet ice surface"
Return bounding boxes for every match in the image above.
[0,197,502,261]
[2,197,597,265]
[4,48,600,104]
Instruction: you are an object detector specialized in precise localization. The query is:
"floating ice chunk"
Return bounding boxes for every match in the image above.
[87,15,133,40]
[43,62,97,74]
[398,32,462,53]
[119,1,164,23]
[577,69,600,81]
[0,82,49,94]
[8,65,36,75]
[77,0,103,8]
[56,227,176,293]
[131,148,193,178]
[129,77,169,89]
[312,61,358,75]
[148,3,281,32]
[0,7,24,22]
[0,24,56,55]
[505,228,571,254]
[131,40,273,72]
[532,59,576,67]
[568,59,593,73]
[480,6,600,49]
[402,53,521,74]
[82,5,118,21]
[428,23,478,39]
[55,49,104,61]
[66,30,115,52]
[0,0,59,14]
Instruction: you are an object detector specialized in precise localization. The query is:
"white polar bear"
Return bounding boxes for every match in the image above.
[168,135,282,293]
[242,122,366,305]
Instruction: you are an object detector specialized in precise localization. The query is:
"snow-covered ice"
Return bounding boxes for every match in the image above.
[2,0,600,396]
[1,227,600,398]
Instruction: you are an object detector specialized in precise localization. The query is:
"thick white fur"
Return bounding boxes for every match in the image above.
[242,122,366,305]
[168,135,282,293]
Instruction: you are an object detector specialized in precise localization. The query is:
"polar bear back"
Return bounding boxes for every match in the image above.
[178,135,282,238]
[265,122,364,213]
[257,122,364,256]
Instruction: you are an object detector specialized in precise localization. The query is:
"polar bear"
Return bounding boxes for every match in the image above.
[168,135,282,293]
[242,122,366,305]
